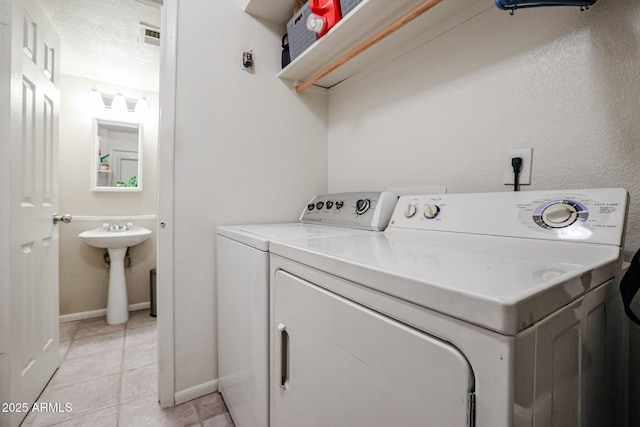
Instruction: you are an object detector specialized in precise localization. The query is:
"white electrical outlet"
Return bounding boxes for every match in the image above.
[504,147,532,186]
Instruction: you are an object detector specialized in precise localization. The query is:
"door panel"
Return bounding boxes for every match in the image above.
[1,0,60,425]
[272,270,475,427]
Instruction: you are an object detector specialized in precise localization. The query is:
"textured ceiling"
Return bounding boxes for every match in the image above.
[37,0,161,91]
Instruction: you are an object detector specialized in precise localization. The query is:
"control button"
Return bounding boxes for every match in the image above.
[423,204,440,219]
[336,201,344,209]
[541,203,577,227]
[307,204,315,211]
[326,201,334,209]
[316,202,324,210]
[355,199,371,215]
[404,204,417,218]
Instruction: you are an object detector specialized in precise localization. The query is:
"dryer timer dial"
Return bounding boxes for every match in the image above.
[355,199,371,215]
[423,204,440,219]
[533,199,588,230]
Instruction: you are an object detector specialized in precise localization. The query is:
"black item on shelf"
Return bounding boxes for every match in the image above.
[621,249,640,325]
[150,267,157,317]
[495,0,596,13]
[282,34,290,69]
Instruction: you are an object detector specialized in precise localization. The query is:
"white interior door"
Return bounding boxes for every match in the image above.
[0,0,61,425]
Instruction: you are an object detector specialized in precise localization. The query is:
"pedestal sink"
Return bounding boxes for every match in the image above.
[79,224,152,325]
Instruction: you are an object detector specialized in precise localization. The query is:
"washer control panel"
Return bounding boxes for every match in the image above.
[300,191,398,231]
[389,189,628,245]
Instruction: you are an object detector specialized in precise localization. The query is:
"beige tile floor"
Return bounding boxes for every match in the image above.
[21,310,234,427]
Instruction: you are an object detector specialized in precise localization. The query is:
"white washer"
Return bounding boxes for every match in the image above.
[216,191,399,427]
[269,188,629,427]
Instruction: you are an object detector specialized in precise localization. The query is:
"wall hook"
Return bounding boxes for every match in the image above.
[242,50,254,71]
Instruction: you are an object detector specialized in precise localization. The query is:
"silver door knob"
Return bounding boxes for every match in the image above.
[52,213,72,224]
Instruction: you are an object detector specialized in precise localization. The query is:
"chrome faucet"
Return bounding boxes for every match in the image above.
[103,223,130,232]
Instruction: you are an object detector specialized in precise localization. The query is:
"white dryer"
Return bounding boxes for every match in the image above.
[269,188,629,427]
[216,191,399,427]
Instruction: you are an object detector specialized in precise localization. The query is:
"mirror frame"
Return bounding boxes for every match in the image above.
[91,117,143,192]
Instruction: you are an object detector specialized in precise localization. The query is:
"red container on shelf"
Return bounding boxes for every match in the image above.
[307,0,342,37]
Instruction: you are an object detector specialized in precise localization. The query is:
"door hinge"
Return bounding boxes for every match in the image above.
[468,391,476,427]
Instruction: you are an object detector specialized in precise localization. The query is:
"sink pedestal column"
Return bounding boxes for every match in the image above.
[106,246,129,325]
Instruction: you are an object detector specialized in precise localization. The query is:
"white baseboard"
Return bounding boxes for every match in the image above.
[129,302,151,311]
[60,301,151,323]
[174,379,219,406]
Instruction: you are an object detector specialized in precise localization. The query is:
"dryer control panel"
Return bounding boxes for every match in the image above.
[389,188,629,245]
[300,191,398,231]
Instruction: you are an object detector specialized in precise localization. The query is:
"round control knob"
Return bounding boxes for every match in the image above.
[355,199,371,215]
[316,201,324,210]
[335,201,344,210]
[541,203,577,227]
[404,204,417,218]
[423,204,440,219]
[326,201,334,209]
[307,204,315,211]
[533,199,588,230]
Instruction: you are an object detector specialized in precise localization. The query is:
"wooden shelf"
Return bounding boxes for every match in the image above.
[244,0,490,90]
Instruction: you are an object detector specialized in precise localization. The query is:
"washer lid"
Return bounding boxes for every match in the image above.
[270,229,621,335]
[216,223,372,251]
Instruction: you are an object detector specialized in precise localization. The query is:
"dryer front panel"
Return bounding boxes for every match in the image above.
[271,270,475,427]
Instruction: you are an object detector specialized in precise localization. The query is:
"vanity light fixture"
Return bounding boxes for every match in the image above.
[110,93,128,113]
[88,87,149,114]
[88,86,105,111]
[134,96,149,115]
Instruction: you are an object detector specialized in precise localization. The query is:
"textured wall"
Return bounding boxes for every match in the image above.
[327,0,640,422]
[59,218,156,315]
[172,0,328,394]
[59,75,158,216]
[328,0,640,257]
[58,74,158,315]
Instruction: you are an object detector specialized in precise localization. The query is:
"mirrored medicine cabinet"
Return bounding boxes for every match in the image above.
[91,118,143,192]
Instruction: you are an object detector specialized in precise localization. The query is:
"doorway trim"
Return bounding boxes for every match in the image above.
[157,0,177,409]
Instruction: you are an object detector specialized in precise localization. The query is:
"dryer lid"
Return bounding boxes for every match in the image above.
[270,229,621,335]
[216,223,373,251]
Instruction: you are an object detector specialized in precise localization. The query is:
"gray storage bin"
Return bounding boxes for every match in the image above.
[286,2,317,62]
[339,0,364,18]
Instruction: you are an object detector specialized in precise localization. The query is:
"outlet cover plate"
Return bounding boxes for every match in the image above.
[504,147,532,185]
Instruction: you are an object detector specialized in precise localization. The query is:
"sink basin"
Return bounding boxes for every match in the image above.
[79,225,151,249]
[79,224,153,325]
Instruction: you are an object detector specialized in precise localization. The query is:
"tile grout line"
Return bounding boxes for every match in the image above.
[48,313,181,427]
[47,318,122,426]
[116,320,128,427]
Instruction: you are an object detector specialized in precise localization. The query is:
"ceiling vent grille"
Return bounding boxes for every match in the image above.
[140,23,160,47]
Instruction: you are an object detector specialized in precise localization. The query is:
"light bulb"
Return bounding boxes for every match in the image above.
[111,93,127,112]
[88,87,104,111]
[135,96,149,115]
